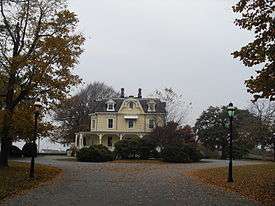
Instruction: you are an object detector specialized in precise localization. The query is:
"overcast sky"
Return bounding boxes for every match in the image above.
[16,0,256,150]
[68,0,255,125]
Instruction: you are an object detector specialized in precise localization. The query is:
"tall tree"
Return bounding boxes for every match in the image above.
[0,0,85,167]
[153,88,192,125]
[194,106,264,159]
[54,82,118,144]
[232,0,275,101]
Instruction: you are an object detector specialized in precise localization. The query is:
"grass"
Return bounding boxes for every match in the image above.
[189,163,275,205]
[0,161,62,201]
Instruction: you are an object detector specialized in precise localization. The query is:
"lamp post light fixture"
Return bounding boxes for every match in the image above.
[29,98,42,178]
[227,102,235,183]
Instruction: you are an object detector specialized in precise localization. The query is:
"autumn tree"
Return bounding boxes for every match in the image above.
[10,103,54,142]
[54,82,118,144]
[0,0,85,167]
[153,88,192,125]
[232,0,275,101]
[150,121,196,149]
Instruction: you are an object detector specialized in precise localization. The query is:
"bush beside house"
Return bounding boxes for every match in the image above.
[9,145,22,158]
[114,137,140,159]
[22,143,38,157]
[161,142,202,163]
[76,145,113,162]
[138,136,159,159]
[114,136,159,160]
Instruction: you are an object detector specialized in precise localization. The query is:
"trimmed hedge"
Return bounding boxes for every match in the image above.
[22,142,37,157]
[161,142,202,163]
[9,145,22,158]
[138,136,159,159]
[76,145,113,162]
[114,137,140,159]
[114,136,160,160]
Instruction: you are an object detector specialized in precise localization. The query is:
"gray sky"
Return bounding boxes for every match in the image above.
[16,0,256,151]
[69,0,254,125]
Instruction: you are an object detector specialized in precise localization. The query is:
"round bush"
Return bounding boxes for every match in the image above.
[9,145,22,158]
[114,137,141,159]
[161,143,202,163]
[138,136,158,160]
[22,142,38,157]
[76,145,113,162]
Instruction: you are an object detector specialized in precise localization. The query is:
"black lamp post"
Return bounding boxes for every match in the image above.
[30,98,42,178]
[227,102,235,183]
[272,133,275,162]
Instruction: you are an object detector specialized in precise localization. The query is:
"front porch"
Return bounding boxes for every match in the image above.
[75,132,148,151]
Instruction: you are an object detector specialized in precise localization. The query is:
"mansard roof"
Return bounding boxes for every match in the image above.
[93,97,166,113]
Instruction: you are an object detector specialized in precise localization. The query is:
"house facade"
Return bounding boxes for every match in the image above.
[75,88,166,151]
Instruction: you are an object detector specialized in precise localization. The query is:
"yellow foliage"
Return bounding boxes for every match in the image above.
[189,164,275,205]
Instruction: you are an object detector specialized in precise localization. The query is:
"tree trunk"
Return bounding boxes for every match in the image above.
[0,109,13,168]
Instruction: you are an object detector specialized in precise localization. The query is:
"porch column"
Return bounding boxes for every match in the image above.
[80,133,83,148]
[75,134,78,147]
[99,134,102,145]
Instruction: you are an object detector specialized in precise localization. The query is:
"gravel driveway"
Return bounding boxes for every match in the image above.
[1,156,264,206]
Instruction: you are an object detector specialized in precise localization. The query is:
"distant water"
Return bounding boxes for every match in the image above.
[14,138,69,153]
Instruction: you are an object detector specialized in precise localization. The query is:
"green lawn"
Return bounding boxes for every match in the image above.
[0,161,62,201]
[189,163,275,205]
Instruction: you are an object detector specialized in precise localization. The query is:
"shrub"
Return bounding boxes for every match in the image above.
[138,136,158,159]
[67,145,77,157]
[114,137,141,159]
[198,145,220,159]
[9,145,22,158]
[161,142,202,163]
[76,145,113,162]
[22,142,37,157]
[232,144,250,159]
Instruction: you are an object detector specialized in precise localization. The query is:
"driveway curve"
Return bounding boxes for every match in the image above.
[1,156,263,206]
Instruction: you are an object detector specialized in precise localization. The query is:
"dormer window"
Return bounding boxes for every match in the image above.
[108,103,114,111]
[106,99,115,111]
[129,102,134,109]
[148,100,156,112]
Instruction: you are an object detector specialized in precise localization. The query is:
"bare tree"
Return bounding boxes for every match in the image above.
[249,100,275,123]
[153,88,192,125]
[54,82,119,144]
[249,100,275,149]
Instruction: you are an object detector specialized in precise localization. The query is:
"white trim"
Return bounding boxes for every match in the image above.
[124,115,138,119]
[107,118,114,129]
[106,99,115,111]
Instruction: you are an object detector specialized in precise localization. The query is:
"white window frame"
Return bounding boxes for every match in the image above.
[107,118,114,129]
[107,103,115,111]
[129,102,134,109]
[128,119,134,128]
[148,103,156,112]
[106,99,115,111]
[91,119,96,130]
[149,119,155,129]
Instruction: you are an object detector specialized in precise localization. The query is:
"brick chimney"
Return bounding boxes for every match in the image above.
[138,88,142,98]
[120,88,125,98]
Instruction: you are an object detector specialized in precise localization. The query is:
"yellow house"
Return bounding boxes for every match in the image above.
[75,88,166,151]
